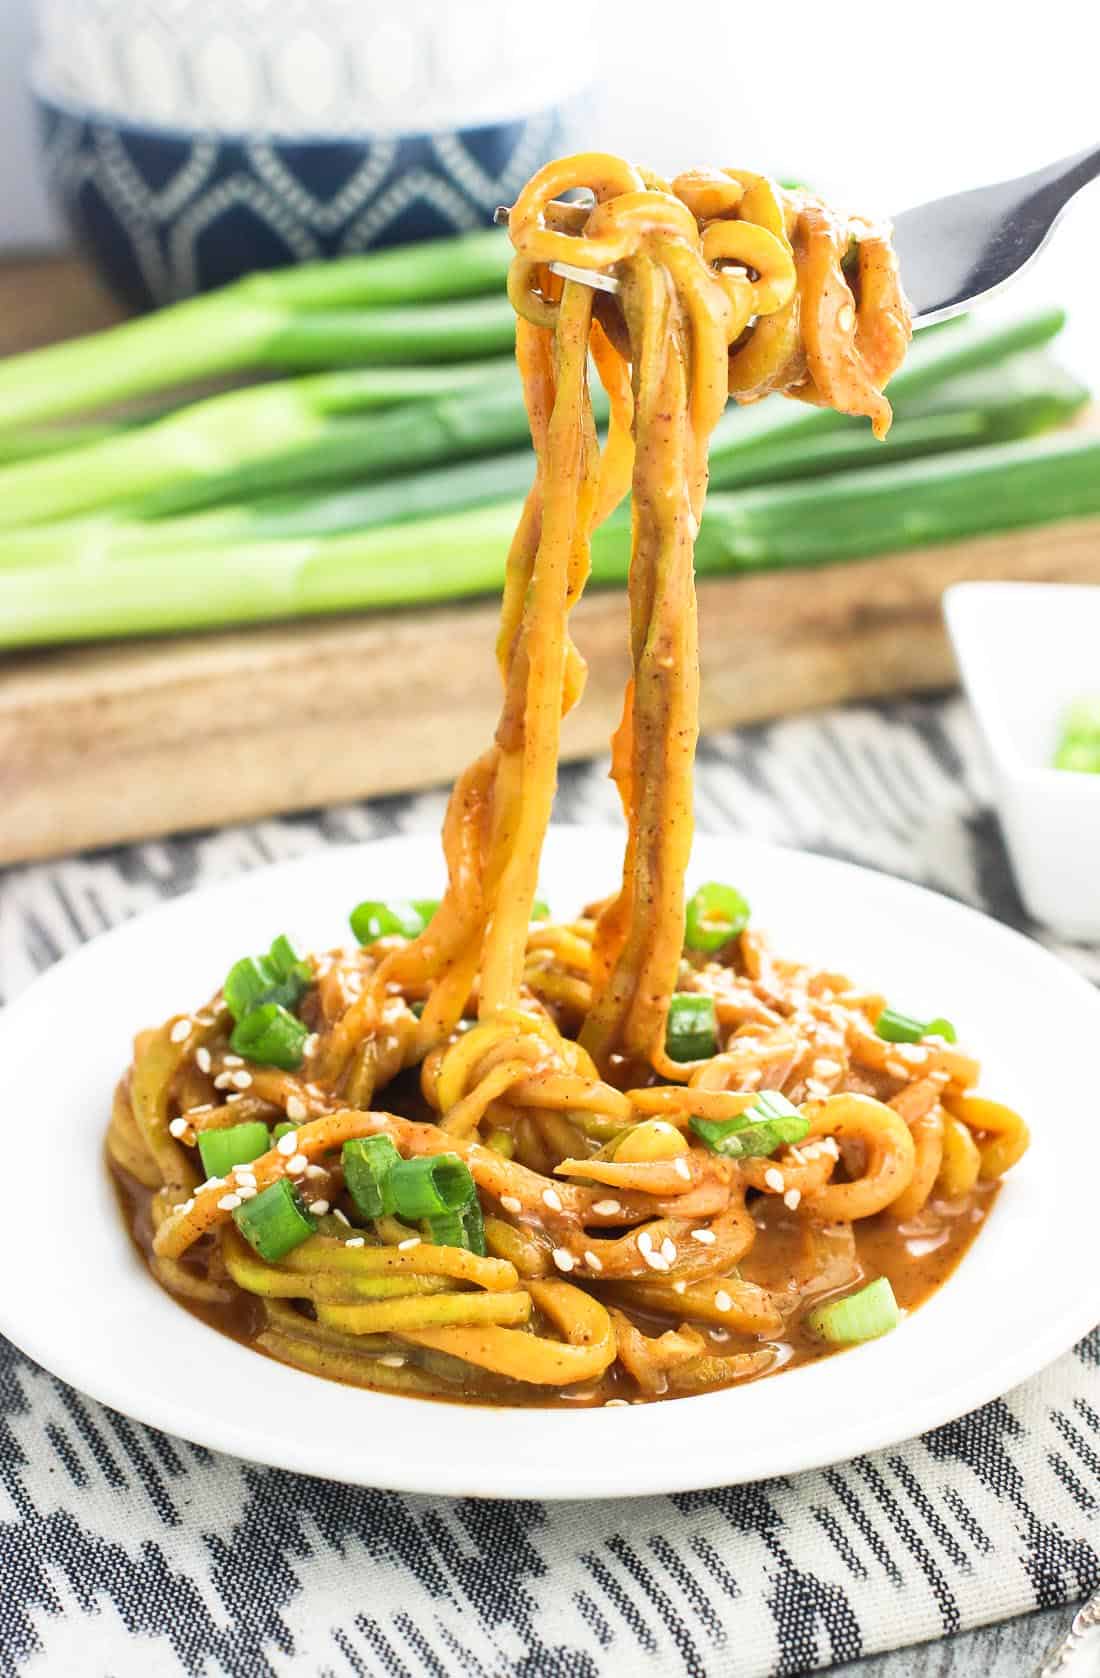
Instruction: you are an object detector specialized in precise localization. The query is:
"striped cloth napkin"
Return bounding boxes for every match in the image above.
[1,696,1097,1678]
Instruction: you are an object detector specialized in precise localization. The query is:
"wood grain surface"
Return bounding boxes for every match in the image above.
[1,252,1098,865]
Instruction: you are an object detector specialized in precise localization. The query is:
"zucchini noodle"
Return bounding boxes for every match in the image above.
[109,154,1028,1407]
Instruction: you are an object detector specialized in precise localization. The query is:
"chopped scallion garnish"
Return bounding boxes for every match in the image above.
[230,1001,309,1069]
[223,934,310,1022]
[349,899,428,944]
[806,1276,901,1344]
[684,881,751,952]
[388,1153,476,1220]
[197,1121,271,1179]
[665,993,718,1062]
[875,1007,957,1045]
[342,1134,401,1221]
[1053,696,1100,774]
[233,1178,316,1261]
[691,1089,809,1160]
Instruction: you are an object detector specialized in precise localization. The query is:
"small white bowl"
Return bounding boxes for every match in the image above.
[944,581,1100,942]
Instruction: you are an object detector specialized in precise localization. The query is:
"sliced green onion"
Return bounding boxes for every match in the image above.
[460,1196,487,1257]
[233,1177,316,1261]
[750,1089,801,1121]
[691,1088,807,1159]
[342,1134,401,1221]
[223,934,310,1021]
[349,899,427,944]
[665,994,718,1063]
[230,1001,309,1069]
[531,899,551,921]
[423,1208,468,1248]
[1054,698,1100,773]
[197,1121,271,1179]
[684,882,751,952]
[875,1007,957,1045]
[806,1276,901,1344]
[389,1154,475,1220]
[691,1110,809,1160]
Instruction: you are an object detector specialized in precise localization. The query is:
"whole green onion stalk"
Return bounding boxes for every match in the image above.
[0,231,514,431]
[0,331,1083,571]
[1,428,1097,649]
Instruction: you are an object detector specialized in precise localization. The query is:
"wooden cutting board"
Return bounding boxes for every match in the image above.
[1,253,1098,865]
[3,512,1099,865]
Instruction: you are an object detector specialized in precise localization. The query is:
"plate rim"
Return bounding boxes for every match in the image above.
[2,825,1099,1501]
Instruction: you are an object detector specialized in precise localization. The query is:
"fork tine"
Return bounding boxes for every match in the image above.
[493,204,620,293]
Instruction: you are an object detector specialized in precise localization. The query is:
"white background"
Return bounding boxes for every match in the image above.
[0,0,1097,370]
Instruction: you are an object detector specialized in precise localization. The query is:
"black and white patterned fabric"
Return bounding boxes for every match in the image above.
[2,696,1097,1678]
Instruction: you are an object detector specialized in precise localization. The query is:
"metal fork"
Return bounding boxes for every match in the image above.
[494,142,1100,328]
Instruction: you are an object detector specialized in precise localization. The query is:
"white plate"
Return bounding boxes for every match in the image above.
[2,827,1098,1501]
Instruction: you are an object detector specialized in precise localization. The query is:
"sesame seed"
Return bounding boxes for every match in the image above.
[592,1199,622,1216]
[378,1355,406,1369]
[169,1018,191,1044]
[583,1250,603,1272]
[345,1237,365,1249]
[194,1014,215,1027]
[715,1289,732,1312]
[200,1177,225,1191]
[637,1230,653,1255]
[711,1328,730,1343]
[673,1157,691,1180]
[217,1193,241,1211]
[186,1104,213,1116]
[285,1095,307,1122]
[814,1057,842,1078]
[232,1070,253,1090]
[805,1079,830,1100]
[213,1072,234,1090]
[179,1198,194,1215]
[223,1054,244,1068]
[822,1137,841,1159]
[277,1132,298,1156]
[672,1280,688,1294]
[500,1194,522,1215]
[168,1117,190,1139]
[226,1093,243,1104]
[690,1227,716,1245]
[764,1167,785,1193]
[310,1199,330,1216]
[303,1038,320,1058]
[552,1248,575,1272]
[542,1187,563,1212]
[643,1250,670,1272]
[398,1236,421,1251]
[233,1168,256,1184]
[604,1398,629,1407]
[838,303,855,333]
[332,1207,350,1226]
[286,1153,308,1176]
[304,1164,327,1180]
[784,1188,802,1210]
[660,1238,677,1264]
[235,1185,257,1201]
[885,1059,909,1080]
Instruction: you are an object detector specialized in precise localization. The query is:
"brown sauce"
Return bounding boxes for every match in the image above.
[111,1155,998,1407]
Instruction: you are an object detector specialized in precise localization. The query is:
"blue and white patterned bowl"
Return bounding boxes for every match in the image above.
[33,93,574,310]
[30,0,592,308]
